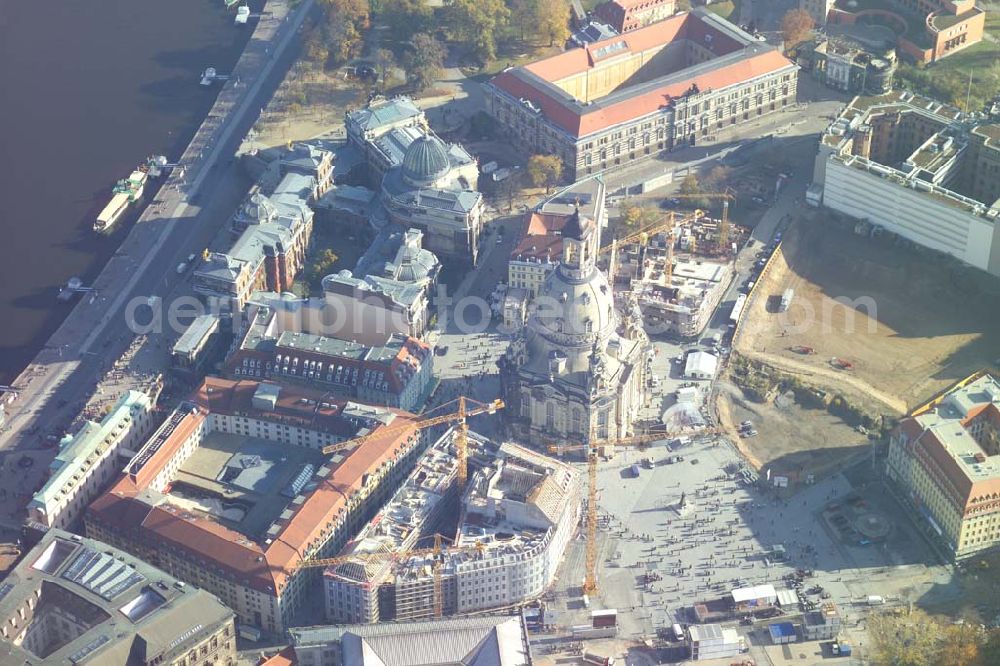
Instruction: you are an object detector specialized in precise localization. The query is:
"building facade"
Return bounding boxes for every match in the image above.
[886,372,1000,559]
[284,616,533,666]
[827,0,985,64]
[323,430,579,624]
[509,178,610,299]
[0,528,235,666]
[804,38,896,95]
[799,0,835,26]
[193,178,314,310]
[813,91,1000,276]
[485,10,798,179]
[380,135,485,264]
[500,205,649,443]
[28,390,155,530]
[509,212,568,297]
[226,305,434,412]
[85,377,426,635]
[343,97,486,265]
[593,0,677,33]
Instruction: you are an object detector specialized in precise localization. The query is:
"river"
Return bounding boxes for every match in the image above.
[0,0,260,384]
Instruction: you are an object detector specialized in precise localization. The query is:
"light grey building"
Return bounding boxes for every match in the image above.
[286,615,533,666]
[0,528,236,666]
[500,202,649,443]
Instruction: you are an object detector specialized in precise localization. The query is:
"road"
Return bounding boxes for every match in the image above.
[0,0,315,529]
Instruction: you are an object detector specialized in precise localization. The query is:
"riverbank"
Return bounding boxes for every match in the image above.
[0,0,259,385]
[0,0,313,457]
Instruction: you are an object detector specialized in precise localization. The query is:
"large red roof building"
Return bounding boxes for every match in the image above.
[485,9,798,179]
[887,372,1000,559]
[593,0,677,33]
[85,376,425,635]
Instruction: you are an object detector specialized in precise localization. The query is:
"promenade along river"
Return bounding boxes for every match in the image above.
[0,0,259,384]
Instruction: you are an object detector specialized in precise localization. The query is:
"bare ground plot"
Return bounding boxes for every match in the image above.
[716,380,869,477]
[736,215,1000,413]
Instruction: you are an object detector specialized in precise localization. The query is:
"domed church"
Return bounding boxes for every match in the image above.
[381,134,485,265]
[500,205,650,443]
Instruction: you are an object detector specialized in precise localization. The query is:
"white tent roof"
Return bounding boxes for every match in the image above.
[684,351,718,377]
[731,584,777,603]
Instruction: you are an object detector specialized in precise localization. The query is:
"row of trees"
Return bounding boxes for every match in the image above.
[385,0,571,65]
[311,0,574,93]
[867,608,1000,666]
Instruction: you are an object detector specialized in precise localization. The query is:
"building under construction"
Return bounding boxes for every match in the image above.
[324,427,581,624]
[608,210,740,338]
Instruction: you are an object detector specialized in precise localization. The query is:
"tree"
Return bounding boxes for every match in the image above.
[534,0,570,47]
[310,249,340,283]
[373,48,395,87]
[867,609,944,666]
[704,165,732,190]
[611,199,657,239]
[496,171,523,213]
[980,628,1000,666]
[780,8,814,49]
[509,0,533,41]
[446,0,510,63]
[404,33,447,92]
[526,155,563,193]
[317,0,370,65]
[382,0,433,42]
[940,623,985,666]
[325,20,363,65]
[679,173,700,196]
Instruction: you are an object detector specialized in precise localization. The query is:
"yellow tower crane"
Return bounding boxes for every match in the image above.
[321,396,504,489]
[549,426,724,594]
[627,189,737,247]
[600,209,704,283]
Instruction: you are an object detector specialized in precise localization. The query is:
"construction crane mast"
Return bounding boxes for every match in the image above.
[297,533,485,619]
[626,189,737,248]
[550,426,723,594]
[321,396,504,489]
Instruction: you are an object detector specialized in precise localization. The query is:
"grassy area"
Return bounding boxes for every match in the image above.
[836,0,932,47]
[705,0,738,21]
[462,43,562,81]
[897,22,1000,112]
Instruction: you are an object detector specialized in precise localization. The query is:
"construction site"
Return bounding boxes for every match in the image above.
[609,199,749,340]
[317,427,582,625]
[726,211,1000,476]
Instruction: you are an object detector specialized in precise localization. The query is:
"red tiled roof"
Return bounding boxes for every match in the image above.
[523,14,690,82]
[87,377,422,596]
[512,212,571,261]
[259,647,296,666]
[492,13,793,138]
[494,48,793,138]
[612,0,674,11]
[526,211,572,235]
[226,336,430,397]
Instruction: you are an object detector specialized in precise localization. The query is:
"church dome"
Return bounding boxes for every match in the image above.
[401,135,450,185]
[524,263,617,373]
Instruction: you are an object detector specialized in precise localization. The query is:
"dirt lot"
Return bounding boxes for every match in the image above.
[717,381,870,477]
[736,214,1000,413]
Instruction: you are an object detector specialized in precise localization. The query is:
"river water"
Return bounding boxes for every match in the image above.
[0,0,258,384]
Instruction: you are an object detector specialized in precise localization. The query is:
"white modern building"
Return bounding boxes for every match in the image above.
[689,623,743,661]
[813,91,1000,276]
[323,428,580,624]
[28,390,155,529]
[284,615,533,666]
